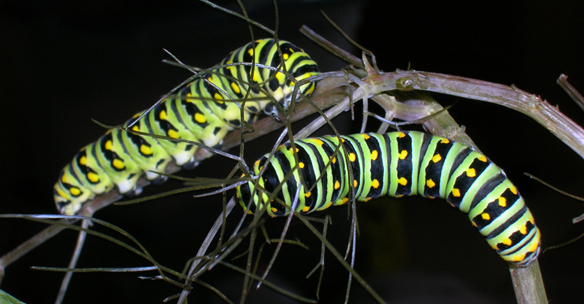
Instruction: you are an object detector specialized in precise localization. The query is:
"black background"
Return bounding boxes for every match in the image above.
[1,0,583,303]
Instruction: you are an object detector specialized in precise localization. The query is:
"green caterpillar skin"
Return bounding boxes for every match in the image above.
[237,131,541,266]
[54,39,320,215]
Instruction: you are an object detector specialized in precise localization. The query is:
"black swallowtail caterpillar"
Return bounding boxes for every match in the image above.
[54,38,320,215]
[236,131,541,266]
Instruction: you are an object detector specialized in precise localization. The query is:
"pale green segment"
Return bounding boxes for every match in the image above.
[417,136,441,197]
[178,79,232,146]
[159,99,201,164]
[95,131,141,195]
[295,139,325,213]
[386,132,404,196]
[203,71,258,125]
[253,164,268,212]
[407,132,426,196]
[71,144,113,195]
[468,180,510,220]
[497,204,534,255]
[487,209,533,249]
[500,222,539,261]
[231,39,282,105]
[458,163,500,213]
[120,114,172,181]
[328,136,352,207]
[311,138,338,211]
[273,144,303,216]
[438,142,467,198]
[371,133,392,196]
[444,149,479,203]
[347,135,371,200]
[252,159,277,216]
[145,105,194,166]
[478,183,525,237]
[54,163,94,215]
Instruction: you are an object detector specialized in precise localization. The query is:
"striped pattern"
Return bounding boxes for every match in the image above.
[237,131,541,266]
[54,39,320,215]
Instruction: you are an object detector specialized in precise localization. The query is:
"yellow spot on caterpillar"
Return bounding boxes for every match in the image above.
[481,213,490,221]
[253,72,261,83]
[271,207,278,214]
[498,197,507,207]
[213,93,224,103]
[372,179,380,189]
[254,160,260,168]
[105,140,113,151]
[113,159,124,170]
[364,197,373,202]
[168,129,179,139]
[283,53,289,60]
[353,180,358,187]
[331,156,337,164]
[195,113,206,124]
[363,134,370,140]
[520,225,527,234]
[340,197,349,205]
[398,132,406,138]
[248,48,254,56]
[349,153,356,162]
[132,125,139,132]
[466,168,476,177]
[529,237,539,251]
[87,172,99,183]
[441,138,450,144]
[289,147,299,153]
[472,221,477,227]
[399,150,408,160]
[304,191,312,199]
[79,155,87,166]
[299,162,305,169]
[334,180,340,190]
[432,154,442,163]
[503,238,512,246]
[159,110,167,120]
[451,188,461,197]
[302,206,310,213]
[478,155,487,162]
[426,179,436,188]
[398,177,407,186]
[231,82,240,94]
[140,145,152,156]
[70,187,81,196]
[510,186,518,195]
[312,139,324,146]
[371,150,378,160]
[276,72,285,83]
